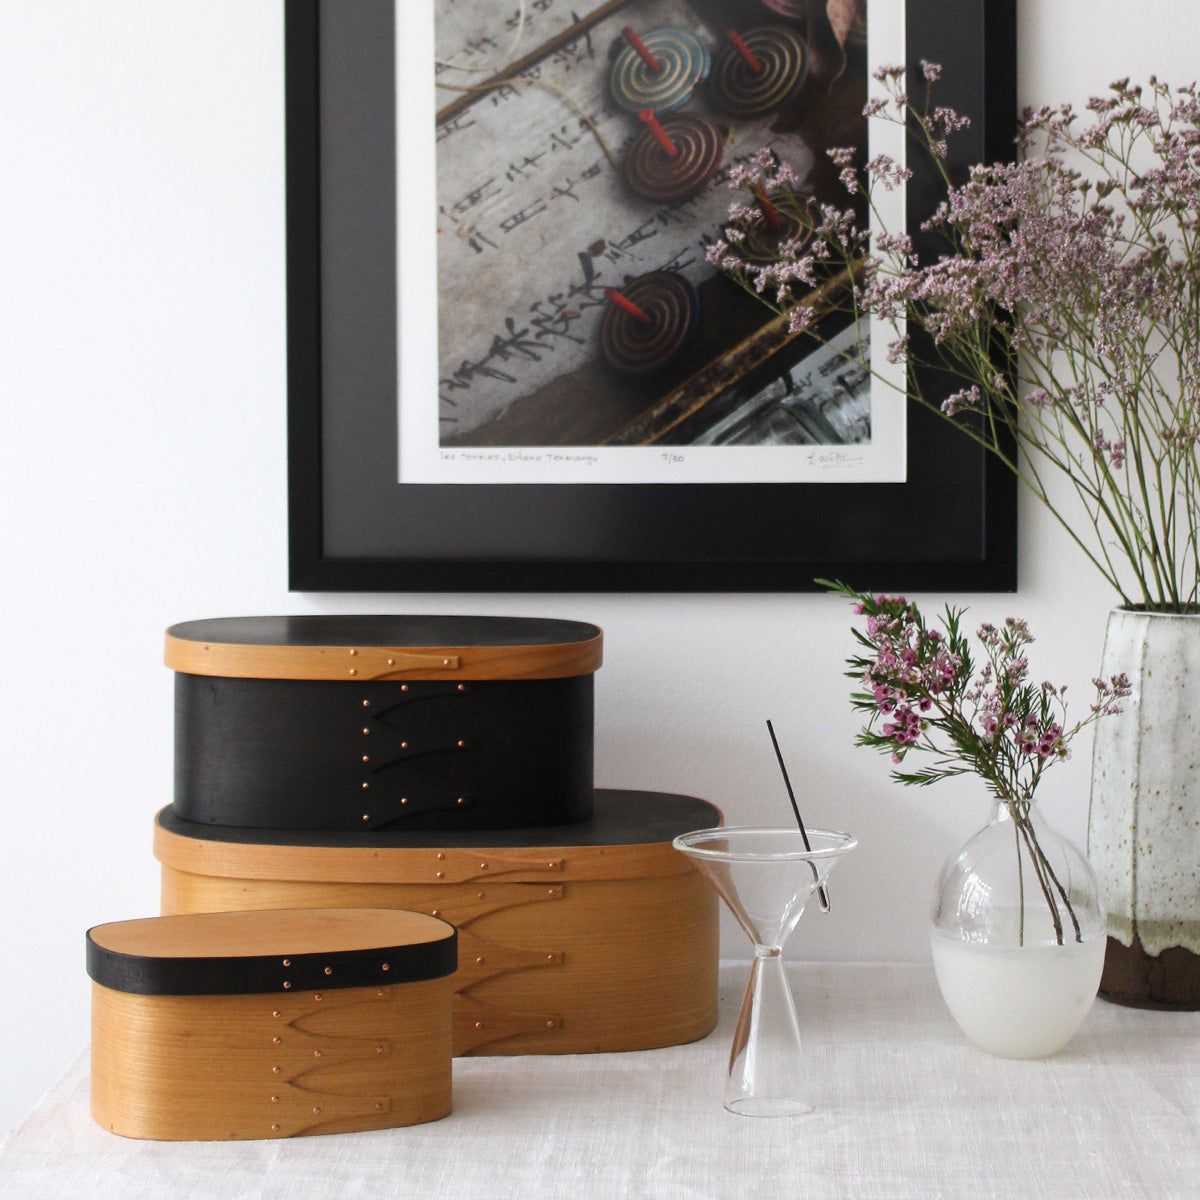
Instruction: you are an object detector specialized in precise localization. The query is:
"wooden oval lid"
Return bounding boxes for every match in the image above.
[165,615,603,681]
[87,908,457,996]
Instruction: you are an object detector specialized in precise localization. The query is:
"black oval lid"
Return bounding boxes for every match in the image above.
[167,615,600,648]
[157,790,721,850]
[86,908,457,996]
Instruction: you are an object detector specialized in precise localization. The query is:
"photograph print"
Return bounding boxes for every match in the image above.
[398,0,905,485]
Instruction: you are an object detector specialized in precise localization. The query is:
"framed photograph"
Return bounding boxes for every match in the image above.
[287,0,1017,591]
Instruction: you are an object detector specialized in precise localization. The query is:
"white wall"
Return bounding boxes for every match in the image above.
[1,0,1194,1138]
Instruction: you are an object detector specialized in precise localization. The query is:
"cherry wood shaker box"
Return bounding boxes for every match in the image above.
[155,790,721,1057]
[87,908,457,1140]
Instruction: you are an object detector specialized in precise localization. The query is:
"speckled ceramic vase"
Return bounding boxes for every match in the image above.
[1088,608,1200,1008]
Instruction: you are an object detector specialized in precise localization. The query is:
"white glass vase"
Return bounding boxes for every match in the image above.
[931,797,1106,1058]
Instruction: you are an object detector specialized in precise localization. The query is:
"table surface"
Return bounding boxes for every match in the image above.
[3,963,1198,1200]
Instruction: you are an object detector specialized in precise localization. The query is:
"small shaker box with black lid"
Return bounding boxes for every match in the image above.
[87,908,457,1140]
[166,615,602,831]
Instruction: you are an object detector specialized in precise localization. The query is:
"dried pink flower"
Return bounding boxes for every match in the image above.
[715,71,1200,610]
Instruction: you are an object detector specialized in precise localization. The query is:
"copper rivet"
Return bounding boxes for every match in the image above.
[313,1107,321,1115]
[363,728,370,736]
[546,1020,555,1028]
[457,684,465,692]
[432,909,441,917]
[273,1037,281,1045]
[548,889,555,895]
[443,658,451,666]
[400,682,407,690]
[401,741,408,749]
[376,1046,384,1054]
[362,700,370,708]
[480,861,488,869]
[314,994,322,1002]
[375,1102,384,1111]
[349,669,357,676]
[271,1124,280,1132]
[272,1066,280,1074]
[435,871,444,879]
[547,954,554,961]
[457,740,465,748]
[362,755,370,763]
[401,798,408,806]
[476,956,485,965]
[271,1096,279,1104]
[475,1021,484,1029]
[314,1050,322,1058]
[456,798,465,806]
[282,959,291,967]
[283,982,291,989]
[478,892,485,899]
[349,649,358,656]
[377,989,384,998]
[362,782,370,790]
[437,852,445,860]
[382,962,390,971]
[363,814,370,821]
[272,1011,280,1018]
[324,967,332,976]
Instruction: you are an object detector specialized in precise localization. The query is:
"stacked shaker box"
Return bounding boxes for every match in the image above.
[151,616,720,1059]
[88,615,720,1140]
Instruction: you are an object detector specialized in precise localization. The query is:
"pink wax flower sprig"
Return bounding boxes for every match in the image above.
[831,583,1130,798]
[714,70,1200,611]
[827,581,1131,944]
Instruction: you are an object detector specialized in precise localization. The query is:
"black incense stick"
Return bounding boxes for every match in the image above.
[766,719,830,912]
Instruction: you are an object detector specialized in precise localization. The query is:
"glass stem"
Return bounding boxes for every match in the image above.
[725,948,811,1116]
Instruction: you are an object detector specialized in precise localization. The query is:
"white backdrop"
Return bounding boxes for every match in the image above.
[2,0,1195,1138]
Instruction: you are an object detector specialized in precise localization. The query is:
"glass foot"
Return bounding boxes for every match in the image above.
[726,1097,814,1118]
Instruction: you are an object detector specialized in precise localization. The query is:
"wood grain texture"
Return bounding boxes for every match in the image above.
[160,859,719,1057]
[91,907,452,960]
[164,631,603,682]
[91,976,452,1140]
[155,819,696,884]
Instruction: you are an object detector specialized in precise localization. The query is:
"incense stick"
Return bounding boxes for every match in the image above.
[766,719,830,912]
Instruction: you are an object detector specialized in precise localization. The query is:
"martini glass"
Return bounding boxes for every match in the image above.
[673,826,856,1116]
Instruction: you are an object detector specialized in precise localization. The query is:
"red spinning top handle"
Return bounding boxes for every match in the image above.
[622,26,663,73]
[638,108,678,158]
[726,29,764,74]
[604,287,654,326]
[754,186,783,233]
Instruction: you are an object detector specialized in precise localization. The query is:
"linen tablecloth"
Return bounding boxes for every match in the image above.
[3,964,1197,1199]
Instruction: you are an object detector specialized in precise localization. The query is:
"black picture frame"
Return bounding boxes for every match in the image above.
[287,0,1018,593]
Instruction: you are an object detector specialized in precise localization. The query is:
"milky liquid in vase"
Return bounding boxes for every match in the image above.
[930,927,1105,1058]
